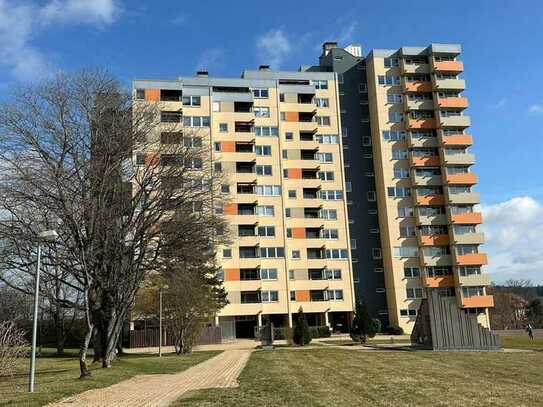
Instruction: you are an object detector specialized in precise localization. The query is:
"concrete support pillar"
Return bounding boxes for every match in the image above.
[257,313,262,327]
[214,315,220,327]
[324,311,330,328]
[288,313,293,328]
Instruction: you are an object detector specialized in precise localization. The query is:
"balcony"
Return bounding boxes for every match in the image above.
[410,156,441,167]
[448,192,480,205]
[404,81,433,92]
[421,254,452,266]
[408,119,436,129]
[420,234,450,246]
[450,212,483,224]
[401,62,431,74]
[439,115,471,128]
[408,134,439,148]
[433,78,466,91]
[433,61,464,73]
[412,174,442,186]
[440,134,473,146]
[437,97,468,109]
[452,232,485,245]
[457,272,491,287]
[446,173,478,185]
[456,253,488,265]
[416,214,448,226]
[442,153,475,165]
[416,194,445,206]
[405,99,434,111]
[462,295,494,308]
[424,275,455,288]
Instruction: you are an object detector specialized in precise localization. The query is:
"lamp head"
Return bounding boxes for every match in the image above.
[38,230,58,242]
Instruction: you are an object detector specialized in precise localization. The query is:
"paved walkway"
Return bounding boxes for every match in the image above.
[47,349,252,407]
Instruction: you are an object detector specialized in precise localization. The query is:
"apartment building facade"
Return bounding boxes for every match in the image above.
[133,70,355,339]
[364,44,491,332]
[133,41,493,339]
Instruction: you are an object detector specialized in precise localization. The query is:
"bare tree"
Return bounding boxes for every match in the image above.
[0,70,226,376]
[0,321,28,379]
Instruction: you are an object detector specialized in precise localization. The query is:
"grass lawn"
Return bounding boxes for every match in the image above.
[0,349,220,406]
[320,339,410,346]
[500,335,543,351]
[175,348,543,406]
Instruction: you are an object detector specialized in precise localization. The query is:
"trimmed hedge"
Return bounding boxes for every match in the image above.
[382,325,404,335]
[256,325,330,340]
[309,326,331,338]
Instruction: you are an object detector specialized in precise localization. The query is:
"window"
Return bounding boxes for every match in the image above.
[161,111,183,123]
[399,226,416,237]
[220,184,230,194]
[387,94,403,104]
[377,75,401,85]
[182,95,201,106]
[315,98,329,107]
[312,79,328,89]
[457,245,478,255]
[320,209,337,220]
[212,101,220,112]
[255,126,278,137]
[325,269,342,280]
[285,208,291,217]
[183,116,210,127]
[256,145,272,156]
[256,165,273,176]
[258,226,275,237]
[213,162,222,172]
[260,268,278,280]
[404,267,420,278]
[315,116,331,126]
[260,247,285,258]
[372,248,382,259]
[362,136,372,146]
[462,286,485,297]
[376,288,386,293]
[255,185,281,196]
[387,187,411,198]
[321,229,339,239]
[183,137,202,148]
[397,207,414,217]
[261,290,279,302]
[219,123,228,132]
[426,266,453,277]
[392,149,408,159]
[345,181,352,192]
[319,171,334,181]
[388,112,404,123]
[288,190,296,198]
[317,152,333,163]
[222,248,232,258]
[285,132,293,141]
[359,83,367,92]
[393,246,418,257]
[135,88,145,100]
[406,288,423,299]
[384,57,400,67]
[422,246,450,256]
[400,309,418,317]
[135,153,145,166]
[382,130,406,141]
[315,134,339,144]
[214,142,221,152]
[289,270,295,280]
[256,205,274,216]
[374,267,384,273]
[459,266,482,276]
[367,191,376,201]
[328,290,344,301]
[291,250,301,259]
[394,168,410,179]
[320,190,343,200]
[252,88,269,98]
[325,249,349,259]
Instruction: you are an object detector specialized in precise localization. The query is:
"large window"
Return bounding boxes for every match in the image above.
[315,116,331,126]
[382,130,406,141]
[183,116,210,127]
[255,126,278,136]
[255,145,272,156]
[182,96,201,106]
[393,246,418,257]
[252,88,269,98]
[254,107,270,118]
[406,288,423,299]
[260,268,278,280]
[260,247,285,258]
[377,75,401,85]
[312,80,328,90]
[320,190,343,200]
[256,205,274,216]
[325,249,348,259]
[255,185,281,196]
[315,98,329,107]
[387,187,411,198]
[261,290,279,302]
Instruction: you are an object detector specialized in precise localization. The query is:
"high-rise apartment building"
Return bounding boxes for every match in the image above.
[133,41,493,341]
[133,70,355,339]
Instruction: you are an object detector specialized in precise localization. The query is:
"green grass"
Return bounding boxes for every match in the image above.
[175,348,543,406]
[320,339,410,346]
[0,349,220,406]
[500,335,543,351]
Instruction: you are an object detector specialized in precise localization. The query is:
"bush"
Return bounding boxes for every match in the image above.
[350,300,378,343]
[372,318,382,335]
[309,326,331,338]
[0,321,28,378]
[292,308,312,346]
[383,325,404,335]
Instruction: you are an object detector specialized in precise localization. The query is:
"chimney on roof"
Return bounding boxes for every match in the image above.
[196,70,208,77]
[258,64,271,71]
[322,41,338,56]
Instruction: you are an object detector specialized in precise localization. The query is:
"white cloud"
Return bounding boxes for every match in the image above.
[0,0,120,81]
[40,0,120,25]
[480,196,543,284]
[194,48,225,73]
[529,101,543,114]
[171,13,189,25]
[256,29,291,70]
[491,98,507,109]
[336,21,357,45]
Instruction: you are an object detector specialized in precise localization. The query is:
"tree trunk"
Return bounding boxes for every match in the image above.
[54,309,66,356]
[79,325,94,379]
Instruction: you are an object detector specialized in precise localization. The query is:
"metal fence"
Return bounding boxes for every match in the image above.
[128,326,222,348]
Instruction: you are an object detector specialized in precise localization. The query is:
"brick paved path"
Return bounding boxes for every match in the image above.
[48,349,252,407]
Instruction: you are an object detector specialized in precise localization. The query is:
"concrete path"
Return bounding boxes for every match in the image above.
[47,349,252,407]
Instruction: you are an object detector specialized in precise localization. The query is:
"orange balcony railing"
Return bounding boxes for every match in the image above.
[437,97,469,109]
[410,156,441,167]
[434,61,464,72]
[456,253,488,265]
[420,235,450,246]
[404,81,433,92]
[416,194,445,206]
[462,295,494,308]
[446,173,478,185]
[424,275,455,288]
[408,119,437,129]
[451,212,483,224]
[441,134,473,146]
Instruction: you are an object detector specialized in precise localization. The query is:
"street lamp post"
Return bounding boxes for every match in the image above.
[29,230,58,393]
[158,284,169,358]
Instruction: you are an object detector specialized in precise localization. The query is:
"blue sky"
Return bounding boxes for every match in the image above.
[1,0,542,283]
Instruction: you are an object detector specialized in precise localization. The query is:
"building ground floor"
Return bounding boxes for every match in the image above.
[217,311,352,340]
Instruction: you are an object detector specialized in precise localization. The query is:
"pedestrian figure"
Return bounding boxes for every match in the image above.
[526,324,534,340]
